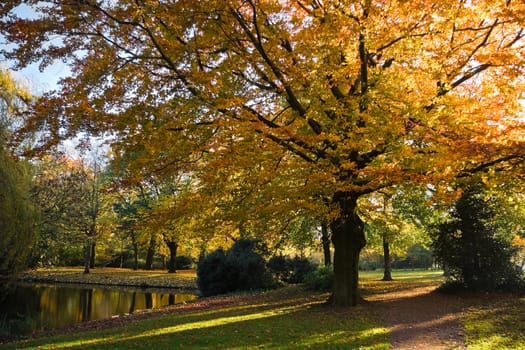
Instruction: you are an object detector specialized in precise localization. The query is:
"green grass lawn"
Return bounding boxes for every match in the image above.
[463,297,525,350]
[1,286,389,350]
[3,268,524,349]
[359,269,445,283]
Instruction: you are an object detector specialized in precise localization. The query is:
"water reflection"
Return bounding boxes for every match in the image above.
[0,283,197,332]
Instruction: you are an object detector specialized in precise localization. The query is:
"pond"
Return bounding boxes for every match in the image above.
[0,283,197,335]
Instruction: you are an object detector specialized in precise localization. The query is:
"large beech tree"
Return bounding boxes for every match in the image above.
[2,1,525,305]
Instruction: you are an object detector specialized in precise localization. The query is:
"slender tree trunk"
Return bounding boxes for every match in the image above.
[330,191,366,307]
[145,236,156,270]
[166,240,178,273]
[132,241,139,270]
[84,223,96,274]
[89,241,96,269]
[382,234,393,281]
[83,238,91,274]
[120,238,124,268]
[198,244,206,264]
[321,219,331,266]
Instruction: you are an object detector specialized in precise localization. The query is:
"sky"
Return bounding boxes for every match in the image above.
[0,3,99,159]
[4,61,69,95]
[1,3,70,95]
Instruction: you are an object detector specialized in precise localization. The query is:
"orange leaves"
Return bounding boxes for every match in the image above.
[2,0,525,242]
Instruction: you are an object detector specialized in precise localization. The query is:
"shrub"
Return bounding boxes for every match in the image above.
[175,256,193,270]
[391,244,434,269]
[0,313,34,339]
[267,255,291,283]
[197,248,230,296]
[359,252,382,271]
[197,239,274,297]
[287,256,317,284]
[267,255,317,284]
[304,265,334,291]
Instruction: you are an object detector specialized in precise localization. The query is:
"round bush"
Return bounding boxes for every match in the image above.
[267,255,291,283]
[197,239,274,297]
[287,256,318,284]
[267,255,317,284]
[175,255,193,270]
[304,265,334,291]
[197,248,230,296]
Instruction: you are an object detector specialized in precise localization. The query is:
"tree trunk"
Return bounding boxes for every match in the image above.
[330,191,366,307]
[321,219,331,266]
[89,241,96,269]
[120,238,124,268]
[166,240,178,273]
[83,238,91,274]
[144,236,156,270]
[382,234,393,281]
[132,241,139,270]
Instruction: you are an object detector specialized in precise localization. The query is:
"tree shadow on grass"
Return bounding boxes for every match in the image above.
[463,297,525,349]
[6,288,389,350]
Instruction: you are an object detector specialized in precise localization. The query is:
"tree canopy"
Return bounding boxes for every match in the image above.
[2,0,525,305]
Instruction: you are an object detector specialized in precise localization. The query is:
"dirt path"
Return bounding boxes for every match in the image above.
[366,282,476,350]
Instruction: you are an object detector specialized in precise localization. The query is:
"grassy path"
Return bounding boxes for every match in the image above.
[361,270,525,350]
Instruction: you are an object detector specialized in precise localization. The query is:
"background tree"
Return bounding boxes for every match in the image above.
[32,155,83,266]
[138,175,191,272]
[3,1,525,305]
[79,154,107,273]
[362,192,399,281]
[31,152,110,271]
[361,186,436,280]
[112,184,151,270]
[431,180,524,292]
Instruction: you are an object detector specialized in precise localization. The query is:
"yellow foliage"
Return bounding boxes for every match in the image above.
[3,1,525,273]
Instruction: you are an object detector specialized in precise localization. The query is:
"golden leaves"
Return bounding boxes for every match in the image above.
[3,0,525,242]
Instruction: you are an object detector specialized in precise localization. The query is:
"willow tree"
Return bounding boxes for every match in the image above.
[0,68,37,275]
[2,1,525,305]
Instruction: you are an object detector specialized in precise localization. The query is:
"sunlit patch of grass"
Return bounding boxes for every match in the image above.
[463,297,525,350]
[17,267,198,290]
[133,303,308,338]
[359,269,444,283]
[389,269,444,282]
[1,286,389,350]
[288,326,389,350]
[359,269,444,298]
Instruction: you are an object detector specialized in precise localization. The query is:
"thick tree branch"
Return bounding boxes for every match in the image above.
[459,153,525,177]
[230,3,324,137]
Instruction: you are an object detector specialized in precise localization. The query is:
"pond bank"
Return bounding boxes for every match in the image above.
[13,267,198,292]
[1,268,200,343]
